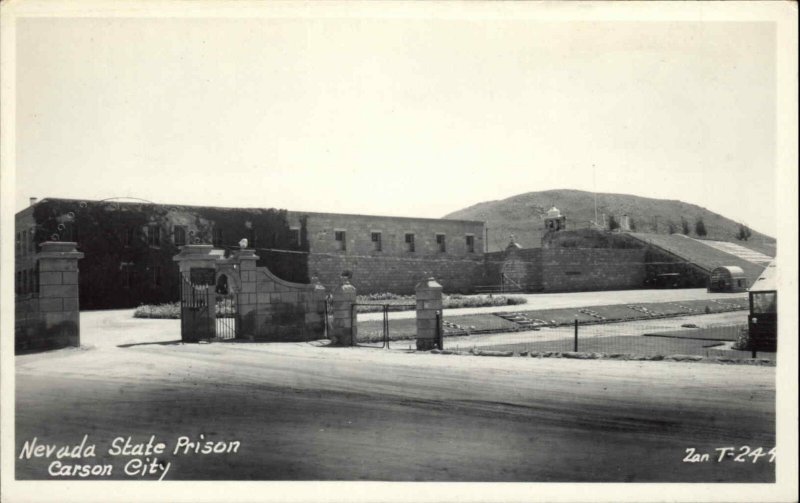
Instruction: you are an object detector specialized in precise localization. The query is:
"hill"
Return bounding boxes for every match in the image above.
[444,189,776,254]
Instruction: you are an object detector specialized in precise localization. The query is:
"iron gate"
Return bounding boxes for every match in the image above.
[215,290,239,340]
[350,302,416,348]
[180,276,240,341]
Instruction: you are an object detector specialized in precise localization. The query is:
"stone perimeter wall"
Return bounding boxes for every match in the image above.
[307,254,485,295]
[540,248,646,292]
[484,247,646,293]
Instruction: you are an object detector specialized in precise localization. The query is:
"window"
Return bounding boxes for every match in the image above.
[174,226,187,246]
[248,228,257,248]
[124,226,135,247]
[121,263,133,289]
[16,271,21,295]
[33,262,39,294]
[465,234,475,253]
[152,266,161,288]
[334,230,346,251]
[371,231,382,252]
[16,232,21,256]
[21,230,27,256]
[436,233,446,253]
[289,227,301,247]
[405,233,415,252]
[213,228,224,247]
[751,292,776,314]
[29,227,36,253]
[146,225,160,247]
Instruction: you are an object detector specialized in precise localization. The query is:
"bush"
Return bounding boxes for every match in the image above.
[133,302,181,319]
[443,295,527,309]
[732,326,751,351]
[133,301,237,319]
[358,292,413,302]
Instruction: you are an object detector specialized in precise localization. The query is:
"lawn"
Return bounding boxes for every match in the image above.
[476,335,775,361]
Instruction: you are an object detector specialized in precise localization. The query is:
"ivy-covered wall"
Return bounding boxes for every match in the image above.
[29,199,308,310]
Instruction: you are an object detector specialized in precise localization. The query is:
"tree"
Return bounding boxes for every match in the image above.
[695,218,707,237]
[736,223,752,241]
[681,217,690,235]
[608,215,619,231]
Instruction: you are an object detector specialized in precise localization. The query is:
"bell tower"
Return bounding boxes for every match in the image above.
[544,207,566,232]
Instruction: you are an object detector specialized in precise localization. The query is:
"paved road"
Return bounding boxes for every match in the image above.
[15,312,775,482]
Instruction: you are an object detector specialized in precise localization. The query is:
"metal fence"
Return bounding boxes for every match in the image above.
[352,303,417,348]
[443,319,773,360]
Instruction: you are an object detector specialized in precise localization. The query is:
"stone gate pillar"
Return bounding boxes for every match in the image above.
[173,245,218,341]
[306,277,328,338]
[234,248,259,338]
[37,242,84,348]
[416,277,443,351]
[331,278,357,346]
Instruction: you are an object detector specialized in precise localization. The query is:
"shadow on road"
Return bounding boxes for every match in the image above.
[117,339,184,348]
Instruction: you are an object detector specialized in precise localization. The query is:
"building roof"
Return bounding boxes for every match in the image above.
[20,197,486,226]
[749,260,777,292]
[546,207,562,218]
[711,265,745,277]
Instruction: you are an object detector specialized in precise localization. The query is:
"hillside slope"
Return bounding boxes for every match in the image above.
[445,189,775,253]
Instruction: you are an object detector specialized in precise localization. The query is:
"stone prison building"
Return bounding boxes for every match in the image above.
[18,198,768,350]
[15,198,486,311]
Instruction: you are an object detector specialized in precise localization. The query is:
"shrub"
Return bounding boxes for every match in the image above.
[443,295,527,309]
[133,302,181,319]
[732,326,751,351]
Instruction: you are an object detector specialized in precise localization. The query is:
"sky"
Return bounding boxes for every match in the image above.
[13,14,779,236]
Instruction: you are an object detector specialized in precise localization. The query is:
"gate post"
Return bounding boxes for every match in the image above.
[415,277,443,351]
[235,248,259,339]
[331,276,357,346]
[307,277,328,339]
[36,242,84,349]
[173,245,218,342]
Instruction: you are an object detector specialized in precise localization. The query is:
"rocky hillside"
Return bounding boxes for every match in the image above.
[445,189,776,254]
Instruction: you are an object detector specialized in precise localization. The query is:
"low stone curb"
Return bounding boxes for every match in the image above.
[427,349,774,366]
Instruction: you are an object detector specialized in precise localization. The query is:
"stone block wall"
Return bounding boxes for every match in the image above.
[540,248,646,292]
[242,266,327,341]
[15,242,83,352]
[503,248,543,291]
[292,211,485,294]
[307,254,484,295]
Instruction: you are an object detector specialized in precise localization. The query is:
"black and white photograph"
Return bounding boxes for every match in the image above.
[1,1,797,502]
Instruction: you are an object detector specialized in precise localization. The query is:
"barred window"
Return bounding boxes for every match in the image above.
[147,225,161,247]
[405,233,415,252]
[174,226,187,246]
[371,231,382,252]
[334,230,346,251]
[436,233,446,253]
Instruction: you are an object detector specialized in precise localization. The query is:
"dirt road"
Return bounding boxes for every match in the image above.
[15,312,775,482]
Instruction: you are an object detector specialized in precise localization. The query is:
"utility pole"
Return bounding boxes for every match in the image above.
[593,164,598,228]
